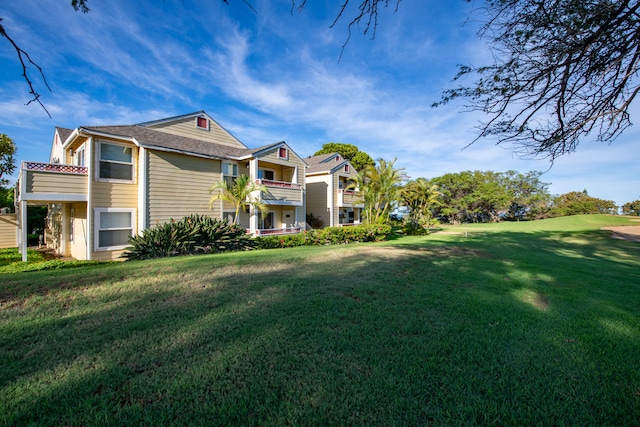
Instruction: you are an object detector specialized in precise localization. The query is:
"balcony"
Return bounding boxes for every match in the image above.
[337,189,363,207]
[17,162,88,203]
[257,179,303,206]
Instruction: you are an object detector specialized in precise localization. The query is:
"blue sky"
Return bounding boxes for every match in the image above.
[1,0,638,206]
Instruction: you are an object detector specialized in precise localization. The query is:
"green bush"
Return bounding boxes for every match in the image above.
[124,215,254,260]
[255,224,391,249]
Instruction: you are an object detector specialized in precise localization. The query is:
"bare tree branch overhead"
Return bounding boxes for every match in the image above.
[434,0,640,161]
[0,18,52,118]
[4,0,640,162]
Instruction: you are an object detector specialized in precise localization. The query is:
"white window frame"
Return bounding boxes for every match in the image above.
[278,147,288,160]
[96,140,134,183]
[74,143,86,167]
[94,208,136,251]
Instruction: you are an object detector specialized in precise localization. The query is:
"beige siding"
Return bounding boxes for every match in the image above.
[0,214,17,248]
[306,177,330,228]
[92,248,128,262]
[26,170,88,195]
[146,116,246,148]
[147,150,222,225]
[262,186,303,205]
[92,181,138,207]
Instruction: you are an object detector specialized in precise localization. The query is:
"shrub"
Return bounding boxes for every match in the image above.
[254,224,391,249]
[124,215,254,260]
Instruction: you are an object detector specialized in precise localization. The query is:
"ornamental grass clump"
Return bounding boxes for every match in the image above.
[124,214,254,260]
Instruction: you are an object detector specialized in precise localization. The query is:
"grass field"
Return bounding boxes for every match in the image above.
[1,215,639,425]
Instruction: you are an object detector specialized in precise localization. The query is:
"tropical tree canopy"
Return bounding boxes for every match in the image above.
[209,174,269,224]
[399,178,442,233]
[352,157,408,224]
[314,142,375,172]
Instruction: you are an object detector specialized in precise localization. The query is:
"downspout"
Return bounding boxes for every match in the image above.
[329,174,334,227]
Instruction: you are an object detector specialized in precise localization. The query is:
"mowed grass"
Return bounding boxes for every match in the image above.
[1,215,639,426]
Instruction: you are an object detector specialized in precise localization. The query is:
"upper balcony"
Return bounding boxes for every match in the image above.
[17,162,88,203]
[257,179,303,206]
[337,189,363,207]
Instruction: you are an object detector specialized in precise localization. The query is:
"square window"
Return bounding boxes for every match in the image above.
[278,147,288,159]
[98,141,133,181]
[95,209,135,250]
[196,116,209,130]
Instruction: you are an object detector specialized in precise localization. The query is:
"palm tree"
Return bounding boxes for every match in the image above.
[351,158,407,224]
[400,178,442,232]
[209,174,269,224]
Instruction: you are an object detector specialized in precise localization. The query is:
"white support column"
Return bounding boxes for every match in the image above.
[249,158,259,235]
[20,200,28,262]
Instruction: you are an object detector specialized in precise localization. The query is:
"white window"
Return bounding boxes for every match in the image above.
[222,162,238,187]
[98,141,133,181]
[94,208,135,250]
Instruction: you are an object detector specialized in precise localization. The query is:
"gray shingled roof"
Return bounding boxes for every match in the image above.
[80,125,252,159]
[305,153,347,174]
[56,127,74,142]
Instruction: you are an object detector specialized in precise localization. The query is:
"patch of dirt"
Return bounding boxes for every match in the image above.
[601,226,640,242]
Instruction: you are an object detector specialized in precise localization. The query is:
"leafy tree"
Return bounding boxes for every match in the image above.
[0,186,14,212]
[209,174,269,224]
[501,170,551,221]
[0,134,17,188]
[435,0,640,160]
[351,158,407,224]
[0,134,17,211]
[314,142,375,172]
[552,190,618,216]
[621,199,640,216]
[430,170,553,223]
[399,178,442,233]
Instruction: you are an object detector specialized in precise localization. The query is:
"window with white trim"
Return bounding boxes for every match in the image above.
[196,116,209,130]
[278,147,288,159]
[222,163,238,187]
[95,208,135,250]
[344,164,350,173]
[98,141,133,181]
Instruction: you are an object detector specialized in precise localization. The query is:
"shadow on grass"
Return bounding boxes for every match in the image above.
[1,230,639,425]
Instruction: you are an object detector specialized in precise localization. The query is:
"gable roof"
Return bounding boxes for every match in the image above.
[78,125,251,160]
[60,111,306,164]
[305,152,354,175]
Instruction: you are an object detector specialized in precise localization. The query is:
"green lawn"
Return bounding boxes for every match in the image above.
[1,215,639,425]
